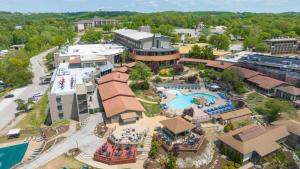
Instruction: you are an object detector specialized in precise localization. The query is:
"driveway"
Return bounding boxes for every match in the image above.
[21,113,104,169]
[0,47,56,130]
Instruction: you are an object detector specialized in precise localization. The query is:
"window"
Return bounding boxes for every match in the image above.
[57,105,62,111]
[58,113,64,119]
[56,96,62,103]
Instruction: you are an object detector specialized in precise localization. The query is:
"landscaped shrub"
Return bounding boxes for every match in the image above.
[149,140,161,159]
[159,69,170,76]
[186,75,197,83]
[153,76,162,83]
[224,123,234,133]
[173,63,184,75]
[183,107,194,117]
[139,81,150,90]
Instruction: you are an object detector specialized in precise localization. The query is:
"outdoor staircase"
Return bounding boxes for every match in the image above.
[137,135,153,160]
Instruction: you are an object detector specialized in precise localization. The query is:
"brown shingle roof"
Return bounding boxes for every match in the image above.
[130,53,180,62]
[160,116,195,135]
[247,75,285,90]
[229,66,261,79]
[206,61,233,70]
[115,66,128,73]
[99,72,129,84]
[276,85,300,96]
[179,58,210,64]
[219,108,252,120]
[179,58,234,70]
[99,81,135,101]
[124,62,136,68]
[272,119,300,136]
[102,96,145,118]
[219,124,289,156]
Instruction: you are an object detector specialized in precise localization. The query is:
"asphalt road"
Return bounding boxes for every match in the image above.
[21,113,104,169]
[0,47,57,130]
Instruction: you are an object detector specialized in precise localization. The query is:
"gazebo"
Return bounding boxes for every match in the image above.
[160,116,195,139]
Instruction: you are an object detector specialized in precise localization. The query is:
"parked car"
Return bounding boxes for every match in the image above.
[4,94,14,98]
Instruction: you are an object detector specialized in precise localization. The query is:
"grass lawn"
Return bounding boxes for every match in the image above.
[133,89,160,102]
[0,92,49,143]
[16,91,48,129]
[51,119,70,128]
[40,155,86,169]
[141,102,161,117]
[0,87,13,98]
[245,92,298,120]
[244,92,268,114]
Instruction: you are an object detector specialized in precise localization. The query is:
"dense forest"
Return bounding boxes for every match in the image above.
[0,12,75,87]
[1,11,300,87]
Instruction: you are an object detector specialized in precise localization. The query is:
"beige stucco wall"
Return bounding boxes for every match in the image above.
[48,93,79,122]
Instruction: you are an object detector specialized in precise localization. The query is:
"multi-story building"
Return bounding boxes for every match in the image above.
[174,28,200,42]
[238,53,300,86]
[265,38,299,54]
[48,58,113,123]
[75,17,118,32]
[55,43,124,67]
[114,29,180,67]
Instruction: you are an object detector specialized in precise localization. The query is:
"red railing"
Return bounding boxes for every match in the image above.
[93,141,137,165]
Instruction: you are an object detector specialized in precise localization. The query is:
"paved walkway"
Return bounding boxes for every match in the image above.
[239,162,254,169]
[20,113,104,169]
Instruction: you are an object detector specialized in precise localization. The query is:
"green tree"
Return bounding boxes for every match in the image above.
[81,29,102,43]
[189,45,214,60]
[199,35,207,43]
[149,140,161,159]
[129,62,153,83]
[209,34,230,50]
[120,50,129,66]
[102,24,113,32]
[221,69,246,94]
[166,153,177,169]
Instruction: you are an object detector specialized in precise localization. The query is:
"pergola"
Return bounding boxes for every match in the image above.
[160,116,195,139]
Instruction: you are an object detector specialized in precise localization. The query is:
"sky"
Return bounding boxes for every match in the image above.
[0,0,300,13]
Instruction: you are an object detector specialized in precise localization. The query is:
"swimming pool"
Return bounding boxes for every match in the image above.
[0,143,28,169]
[167,90,217,110]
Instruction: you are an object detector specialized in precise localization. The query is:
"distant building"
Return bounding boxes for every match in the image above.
[48,58,113,122]
[139,25,151,33]
[75,17,118,32]
[114,29,180,67]
[238,53,300,86]
[210,26,227,34]
[174,28,200,42]
[265,38,299,54]
[0,50,8,56]
[15,25,23,30]
[11,44,25,50]
[55,43,124,67]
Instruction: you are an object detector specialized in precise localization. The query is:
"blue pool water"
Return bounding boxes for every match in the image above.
[167,90,217,110]
[0,143,28,169]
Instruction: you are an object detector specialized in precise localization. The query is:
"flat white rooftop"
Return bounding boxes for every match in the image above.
[50,63,96,95]
[114,29,154,41]
[59,43,124,57]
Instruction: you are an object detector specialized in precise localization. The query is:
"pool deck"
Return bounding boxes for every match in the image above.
[161,88,227,120]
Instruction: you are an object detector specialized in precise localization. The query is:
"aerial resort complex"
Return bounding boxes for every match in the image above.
[1,6,300,169]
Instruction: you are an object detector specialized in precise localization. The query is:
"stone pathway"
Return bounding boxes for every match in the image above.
[176,142,215,168]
